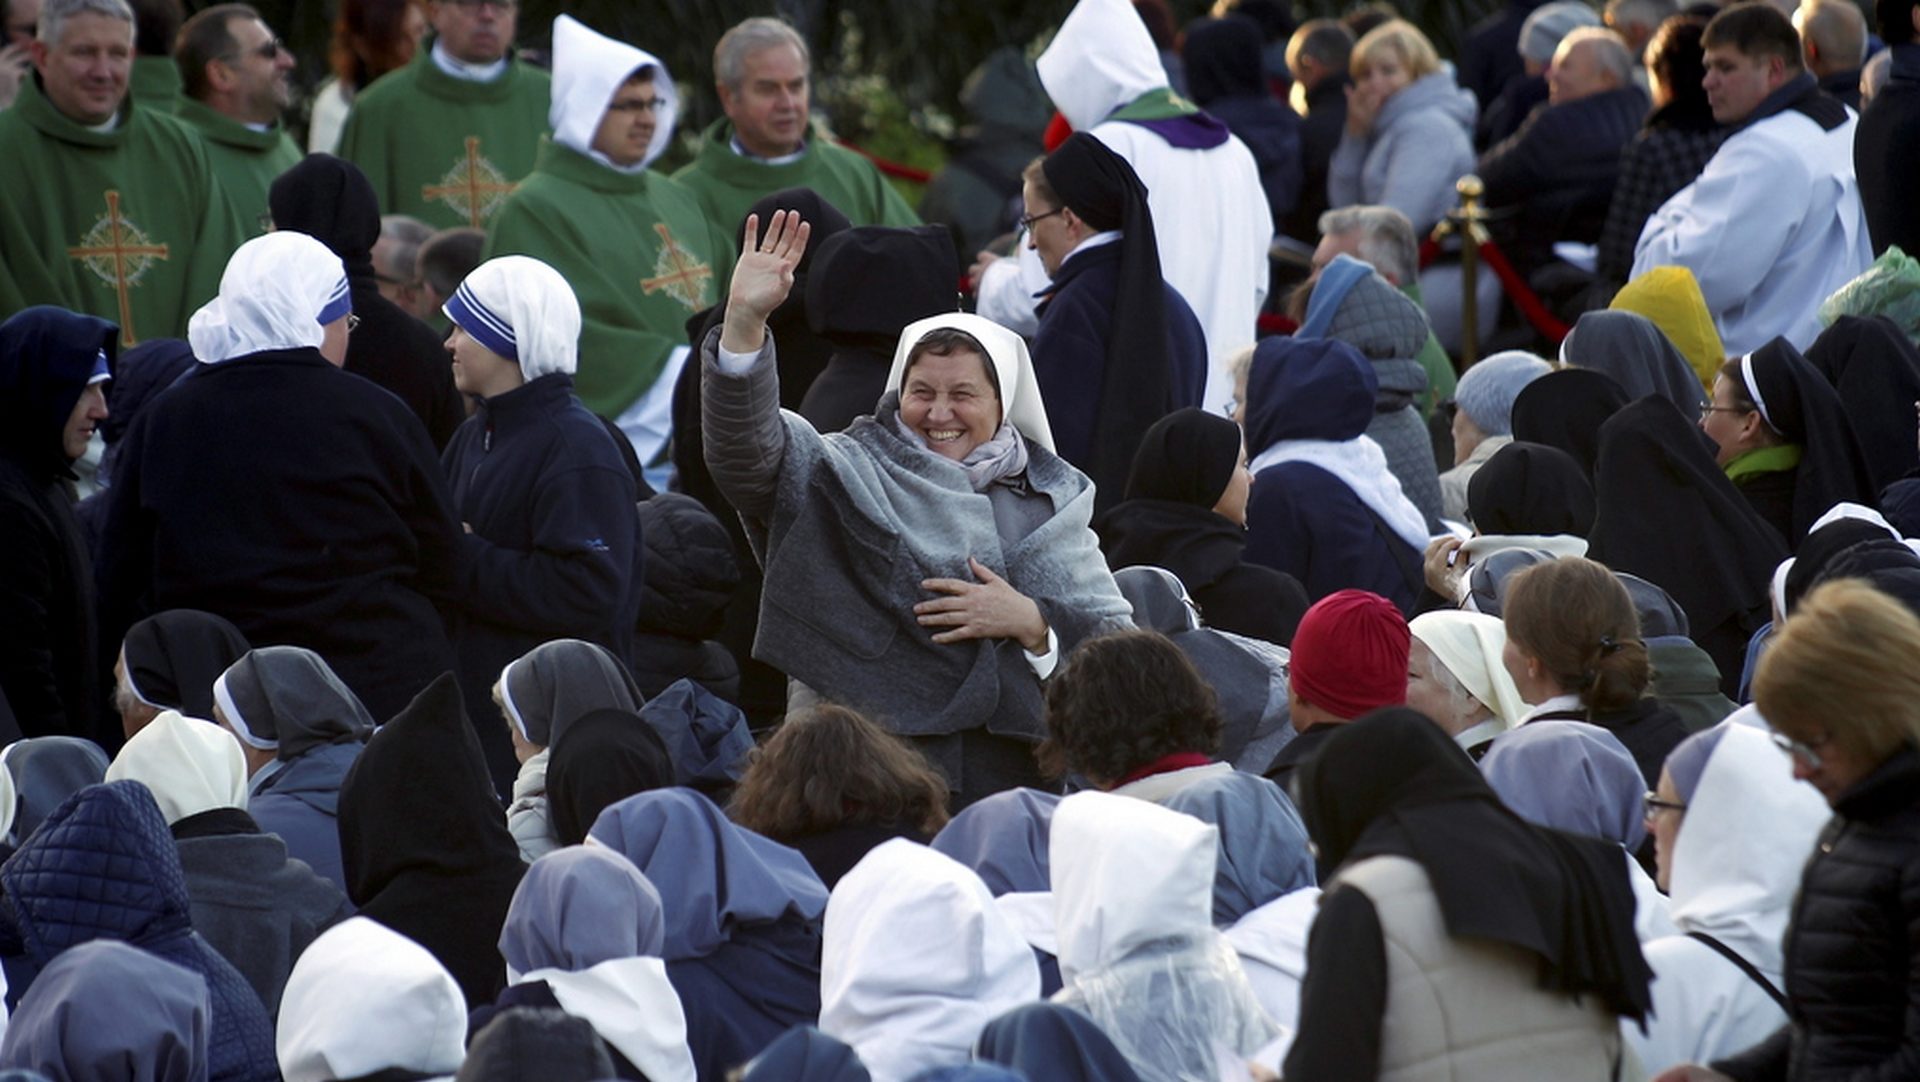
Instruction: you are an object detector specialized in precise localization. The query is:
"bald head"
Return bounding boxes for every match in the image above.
[1549,27,1635,102]
[1795,0,1866,78]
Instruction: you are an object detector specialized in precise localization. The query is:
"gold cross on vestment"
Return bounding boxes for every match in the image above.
[67,190,170,347]
[421,136,518,227]
[640,222,713,310]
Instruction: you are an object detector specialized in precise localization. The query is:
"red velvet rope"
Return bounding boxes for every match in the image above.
[1414,235,1568,344]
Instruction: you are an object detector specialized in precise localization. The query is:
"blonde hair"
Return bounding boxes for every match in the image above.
[1754,578,1920,762]
[1352,19,1442,80]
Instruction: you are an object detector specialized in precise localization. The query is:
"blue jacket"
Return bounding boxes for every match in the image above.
[0,781,279,1082]
[442,372,641,791]
[249,739,362,895]
[1032,242,1207,516]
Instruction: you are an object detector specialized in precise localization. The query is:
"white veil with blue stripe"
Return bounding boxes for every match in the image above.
[188,232,351,363]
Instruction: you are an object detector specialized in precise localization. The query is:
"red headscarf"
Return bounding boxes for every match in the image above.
[1290,589,1410,719]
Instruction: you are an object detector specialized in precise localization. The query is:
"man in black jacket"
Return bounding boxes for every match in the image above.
[0,307,115,743]
[1856,0,1920,256]
[1281,19,1353,247]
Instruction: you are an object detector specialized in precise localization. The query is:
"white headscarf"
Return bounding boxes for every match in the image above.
[821,839,1040,1082]
[103,710,249,826]
[883,312,1055,453]
[443,255,582,382]
[1409,611,1530,728]
[277,919,466,1082]
[1036,0,1168,131]
[549,15,677,173]
[188,232,351,363]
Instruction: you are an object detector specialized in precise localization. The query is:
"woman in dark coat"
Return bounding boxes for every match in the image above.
[1183,15,1303,232]
[1102,408,1308,644]
[1804,314,1920,492]
[1664,579,1920,1082]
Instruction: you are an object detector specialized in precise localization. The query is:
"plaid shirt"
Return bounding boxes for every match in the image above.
[1595,114,1726,287]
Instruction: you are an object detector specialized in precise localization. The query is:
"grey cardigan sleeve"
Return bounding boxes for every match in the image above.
[698,324,788,522]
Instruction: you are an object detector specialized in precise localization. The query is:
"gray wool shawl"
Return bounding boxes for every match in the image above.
[701,330,1134,740]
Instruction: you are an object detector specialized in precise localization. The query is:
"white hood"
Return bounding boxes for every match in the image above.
[1036,0,1169,132]
[277,918,466,1082]
[104,710,249,825]
[517,958,696,1082]
[549,14,677,172]
[821,839,1041,1082]
[1051,790,1217,982]
[1668,723,1829,971]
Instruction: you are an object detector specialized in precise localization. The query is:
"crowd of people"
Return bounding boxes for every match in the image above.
[2,0,1920,1076]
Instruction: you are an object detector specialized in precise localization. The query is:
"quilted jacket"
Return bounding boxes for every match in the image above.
[0,780,279,1082]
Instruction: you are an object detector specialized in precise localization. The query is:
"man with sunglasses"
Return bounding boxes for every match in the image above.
[338,0,547,230]
[172,4,299,232]
[483,15,731,490]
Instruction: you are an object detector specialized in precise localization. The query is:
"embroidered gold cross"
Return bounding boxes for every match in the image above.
[421,136,518,227]
[67,190,170,347]
[640,222,713,310]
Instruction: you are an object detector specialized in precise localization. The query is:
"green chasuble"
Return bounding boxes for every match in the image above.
[486,141,734,416]
[337,43,549,230]
[1402,279,1457,418]
[0,79,245,346]
[672,118,920,233]
[130,56,182,114]
[174,97,302,233]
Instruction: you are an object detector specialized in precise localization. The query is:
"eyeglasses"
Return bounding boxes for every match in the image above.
[1018,207,1065,232]
[1769,729,1827,771]
[606,97,666,114]
[223,36,285,62]
[1699,401,1753,416]
[1643,791,1687,817]
[346,314,362,334]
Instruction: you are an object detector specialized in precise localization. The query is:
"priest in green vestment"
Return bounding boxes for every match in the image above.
[672,16,918,232]
[0,0,243,346]
[337,0,547,231]
[485,15,731,490]
[172,5,300,232]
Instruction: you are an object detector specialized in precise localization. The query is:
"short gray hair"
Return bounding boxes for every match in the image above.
[38,0,135,44]
[1560,26,1636,87]
[1797,0,1867,67]
[377,214,433,280]
[1603,0,1677,33]
[1317,204,1417,285]
[713,16,808,90]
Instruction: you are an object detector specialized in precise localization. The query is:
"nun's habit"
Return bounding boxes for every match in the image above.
[0,941,210,1082]
[484,847,696,1082]
[458,1009,616,1082]
[336,673,526,1009]
[1101,408,1309,644]
[587,788,828,1081]
[1803,314,1920,491]
[701,308,1133,803]
[928,786,1065,994]
[1732,338,1878,548]
[1030,133,1207,517]
[96,232,462,727]
[104,711,350,1019]
[1242,337,1427,611]
[0,782,277,1082]
[1560,310,1704,423]
[1589,397,1786,697]
[1408,610,1529,754]
[1509,368,1632,481]
[1466,441,1596,539]
[276,918,467,1082]
[1626,724,1829,1073]
[546,708,674,847]
[738,1027,870,1082]
[498,638,645,862]
[1049,792,1277,1082]
[117,611,251,728]
[215,645,371,894]
[1284,710,1651,1081]
[0,736,107,849]
[820,840,1040,1082]
[976,1002,1144,1082]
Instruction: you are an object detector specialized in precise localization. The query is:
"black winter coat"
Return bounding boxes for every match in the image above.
[0,460,94,743]
[1479,85,1651,274]
[1102,497,1308,645]
[632,493,742,703]
[1856,51,1920,259]
[1285,75,1349,243]
[1715,746,1920,1082]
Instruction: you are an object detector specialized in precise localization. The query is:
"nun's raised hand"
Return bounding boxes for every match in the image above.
[720,210,811,354]
[916,557,1050,653]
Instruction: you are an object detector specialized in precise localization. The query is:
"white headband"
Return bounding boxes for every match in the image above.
[212,671,278,751]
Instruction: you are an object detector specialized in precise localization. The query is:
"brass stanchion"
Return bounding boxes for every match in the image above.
[1427,175,1492,369]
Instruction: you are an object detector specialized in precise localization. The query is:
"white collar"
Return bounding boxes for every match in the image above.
[1047,230,1124,281]
[431,38,510,83]
[1522,693,1584,721]
[1452,717,1506,752]
[729,132,807,164]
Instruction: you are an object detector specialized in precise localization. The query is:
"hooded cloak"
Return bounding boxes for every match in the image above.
[105,712,249,826]
[976,1002,1144,1082]
[498,639,644,748]
[547,708,674,846]
[739,1027,871,1082]
[801,225,959,434]
[1510,368,1632,481]
[549,16,676,173]
[1158,769,1317,924]
[928,787,1061,896]
[1561,310,1704,423]
[0,736,108,847]
[276,918,467,1082]
[212,646,373,759]
[1480,721,1649,850]
[187,233,351,364]
[1804,315,1920,491]
[820,840,1040,1082]
[1468,441,1597,538]
[336,674,526,1008]
[0,941,210,1082]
